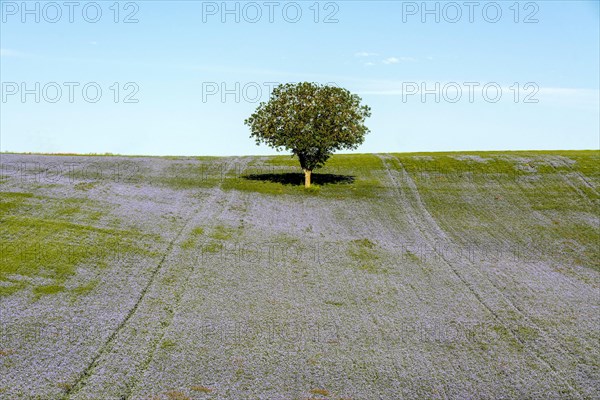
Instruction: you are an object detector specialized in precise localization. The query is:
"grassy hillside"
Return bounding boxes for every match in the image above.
[0,151,598,399]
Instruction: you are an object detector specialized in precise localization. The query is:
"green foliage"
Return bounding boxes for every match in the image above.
[209,225,235,240]
[161,339,177,349]
[0,192,34,213]
[244,82,371,171]
[223,154,385,198]
[33,284,66,296]
[191,227,205,236]
[0,191,155,296]
[181,226,206,249]
[71,279,100,297]
[348,238,386,274]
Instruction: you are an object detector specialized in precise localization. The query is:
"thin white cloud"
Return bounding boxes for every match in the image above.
[382,56,416,64]
[355,51,379,57]
[364,62,375,67]
[382,57,400,64]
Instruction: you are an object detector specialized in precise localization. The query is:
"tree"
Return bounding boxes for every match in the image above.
[244,82,371,188]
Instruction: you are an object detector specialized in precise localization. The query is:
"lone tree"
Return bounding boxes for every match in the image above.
[244,82,371,188]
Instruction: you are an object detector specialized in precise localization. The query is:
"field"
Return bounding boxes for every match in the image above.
[0,151,598,399]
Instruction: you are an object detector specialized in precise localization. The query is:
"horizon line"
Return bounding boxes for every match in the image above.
[1,149,598,159]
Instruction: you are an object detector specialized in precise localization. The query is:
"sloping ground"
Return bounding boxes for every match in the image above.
[0,151,598,399]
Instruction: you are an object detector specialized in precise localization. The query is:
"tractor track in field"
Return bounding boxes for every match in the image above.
[122,160,249,400]
[64,158,248,400]
[551,155,599,205]
[369,156,467,397]
[62,206,193,399]
[376,153,584,398]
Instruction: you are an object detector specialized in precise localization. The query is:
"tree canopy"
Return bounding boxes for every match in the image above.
[244,82,371,187]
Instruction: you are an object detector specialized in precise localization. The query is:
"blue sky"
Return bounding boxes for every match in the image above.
[1,0,598,156]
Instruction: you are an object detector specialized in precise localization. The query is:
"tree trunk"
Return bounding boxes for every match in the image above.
[304,169,312,188]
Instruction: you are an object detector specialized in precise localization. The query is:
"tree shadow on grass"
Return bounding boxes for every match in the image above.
[242,172,355,186]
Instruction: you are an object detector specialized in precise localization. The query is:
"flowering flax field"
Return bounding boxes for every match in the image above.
[0,151,598,399]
